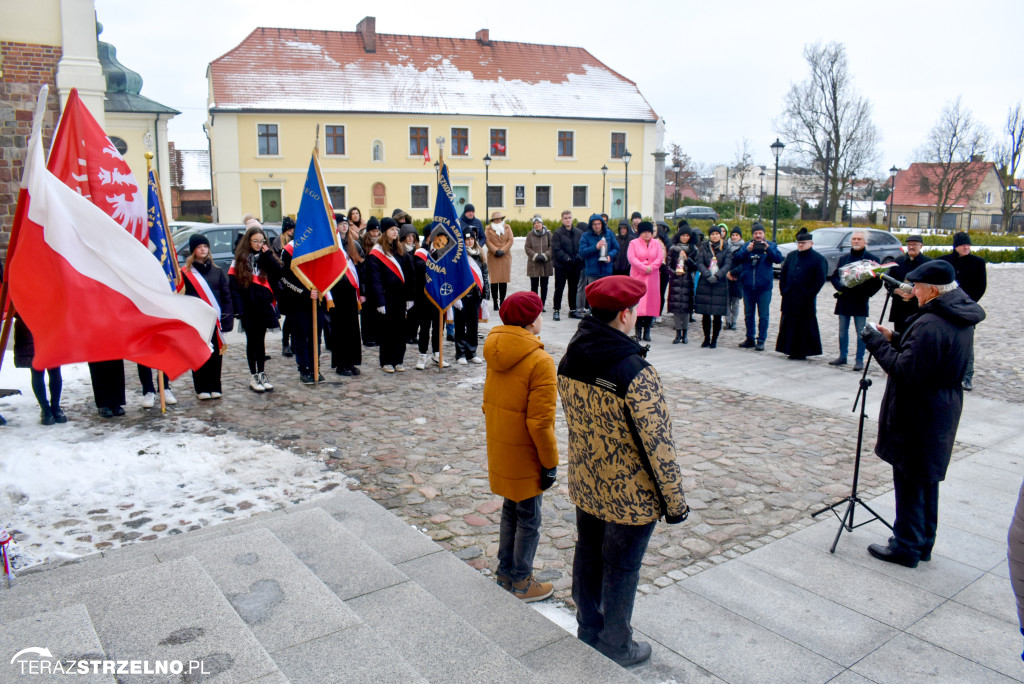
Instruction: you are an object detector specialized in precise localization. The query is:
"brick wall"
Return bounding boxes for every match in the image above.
[1,41,62,262]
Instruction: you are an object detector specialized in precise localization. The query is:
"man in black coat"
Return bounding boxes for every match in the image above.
[459,203,486,248]
[938,232,986,391]
[551,210,582,321]
[775,229,827,360]
[828,230,882,371]
[861,260,985,568]
[887,234,931,334]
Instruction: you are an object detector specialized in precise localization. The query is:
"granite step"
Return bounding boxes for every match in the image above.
[0,604,113,683]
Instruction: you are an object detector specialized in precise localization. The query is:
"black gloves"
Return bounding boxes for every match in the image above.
[540,467,557,491]
[494,249,505,257]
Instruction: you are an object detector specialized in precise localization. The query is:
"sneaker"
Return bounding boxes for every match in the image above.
[300,372,315,385]
[382,365,396,373]
[510,576,554,603]
[50,406,67,423]
[754,342,765,351]
[141,392,155,409]
[163,388,178,405]
[249,374,266,392]
[197,392,212,400]
[553,310,560,321]
[258,372,274,391]
[210,392,222,400]
[470,356,484,364]
[282,344,294,358]
[416,354,428,370]
[432,352,449,368]
[829,357,847,366]
[738,338,755,348]
[456,357,468,365]
[598,640,653,667]
[853,361,864,371]
[395,364,407,372]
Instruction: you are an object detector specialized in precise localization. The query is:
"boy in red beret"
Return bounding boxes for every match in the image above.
[482,291,560,601]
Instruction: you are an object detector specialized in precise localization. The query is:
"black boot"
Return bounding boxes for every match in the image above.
[701,317,711,347]
[51,403,67,423]
[40,405,55,426]
[711,317,722,348]
[673,330,683,344]
[682,329,688,344]
[642,324,651,342]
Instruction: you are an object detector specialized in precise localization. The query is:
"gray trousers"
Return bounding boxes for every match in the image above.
[577,274,603,312]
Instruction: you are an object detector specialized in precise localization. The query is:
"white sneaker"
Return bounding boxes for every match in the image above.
[197,392,212,400]
[141,392,155,409]
[395,364,407,372]
[257,372,274,391]
[250,374,266,392]
[163,388,178,405]
[210,392,222,399]
[382,365,395,373]
[456,357,468,365]
[432,352,450,368]
[415,354,428,370]
[470,356,484,364]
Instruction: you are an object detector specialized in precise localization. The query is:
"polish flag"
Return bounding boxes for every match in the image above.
[6,86,216,379]
[423,147,431,165]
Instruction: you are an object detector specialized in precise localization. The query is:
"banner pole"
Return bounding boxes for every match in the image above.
[0,297,16,375]
[438,306,445,373]
[312,296,319,385]
[158,370,166,414]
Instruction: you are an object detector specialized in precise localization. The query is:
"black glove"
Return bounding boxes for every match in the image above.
[533,254,542,263]
[540,467,557,491]
[221,316,234,333]
[540,254,548,262]
[494,249,505,257]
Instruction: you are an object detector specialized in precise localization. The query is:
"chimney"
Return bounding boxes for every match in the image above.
[357,16,376,53]
[476,29,490,46]
[970,154,984,162]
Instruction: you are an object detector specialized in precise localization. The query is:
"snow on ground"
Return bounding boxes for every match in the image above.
[0,353,352,569]
[529,599,577,635]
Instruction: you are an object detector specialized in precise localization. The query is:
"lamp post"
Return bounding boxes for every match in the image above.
[622,149,632,218]
[770,138,785,242]
[434,160,440,184]
[888,165,898,230]
[672,162,681,216]
[848,173,855,227]
[484,154,492,224]
[758,169,765,219]
[601,164,608,214]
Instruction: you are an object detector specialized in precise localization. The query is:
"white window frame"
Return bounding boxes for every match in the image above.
[410,184,430,209]
[371,139,385,163]
[572,185,589,208]
[256,122,281,158]
[514,185,526,207]
[897,214,907,227]
[985,191,993,204]
[535,185,552,208]
[487,184,506,208]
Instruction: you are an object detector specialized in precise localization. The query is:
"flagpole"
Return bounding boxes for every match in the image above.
[312,128,321,386]
[145,151,170,414]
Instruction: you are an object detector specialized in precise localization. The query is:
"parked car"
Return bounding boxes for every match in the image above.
[774,227,904,277]
[174,224,280,271]
[664,206,719,222]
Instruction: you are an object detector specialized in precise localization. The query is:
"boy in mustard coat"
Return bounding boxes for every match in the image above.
[482,291,559,601]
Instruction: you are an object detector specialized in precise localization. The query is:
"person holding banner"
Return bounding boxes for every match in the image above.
[181,234,232,399]
[328,215,363,376]
[366,218,414,373]
[453,231,488,365]
[230,222,284,392]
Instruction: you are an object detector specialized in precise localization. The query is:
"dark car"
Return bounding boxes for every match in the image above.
[174,224,280,271]
[665,206,720,222]
[774,227,904,277]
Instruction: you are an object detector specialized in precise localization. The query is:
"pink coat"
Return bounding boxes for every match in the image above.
[627,236,665,317]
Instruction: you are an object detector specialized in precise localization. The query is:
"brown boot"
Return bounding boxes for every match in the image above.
[510,575,553,602]
[496,574,512,592]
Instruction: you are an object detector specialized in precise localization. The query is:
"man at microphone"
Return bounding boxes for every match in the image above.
[860,260,985,568]
[887,234,931,334]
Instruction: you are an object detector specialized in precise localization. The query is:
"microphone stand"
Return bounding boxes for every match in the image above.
[811,280,896,553]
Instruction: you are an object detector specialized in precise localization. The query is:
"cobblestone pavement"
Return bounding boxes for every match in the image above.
[45,260,1017,602]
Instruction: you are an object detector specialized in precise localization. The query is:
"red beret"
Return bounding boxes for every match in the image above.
[585,276,646,311]
[499,291,544,326]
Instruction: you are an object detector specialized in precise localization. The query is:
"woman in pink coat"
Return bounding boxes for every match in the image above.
[627,221,666,342]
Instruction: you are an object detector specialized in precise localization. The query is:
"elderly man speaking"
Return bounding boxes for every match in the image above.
[860,260,985,568]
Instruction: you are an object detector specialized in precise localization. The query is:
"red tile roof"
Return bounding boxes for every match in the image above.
[209,27,657,122]
[892,162,996,208]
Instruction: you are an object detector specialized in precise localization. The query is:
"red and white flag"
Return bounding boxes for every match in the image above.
[6,86,216,378]
[423,147,431,165]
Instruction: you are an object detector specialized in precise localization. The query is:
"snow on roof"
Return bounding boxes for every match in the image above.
[209,27,657,122]
[180,150,210,191]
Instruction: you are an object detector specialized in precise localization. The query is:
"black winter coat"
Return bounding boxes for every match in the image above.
[230,249,284,330]
[887,253,932,329]
[938,251,986,302]
[460,214,486,247]
[775,249,827,357]
[614,231,635,275]
[365,248,415,313]
[666,243,698,316]
[830,249,882,316]
[183,259,234,333]
[863,288,985,481]
[693,241,732,316]
[552,226,582,271]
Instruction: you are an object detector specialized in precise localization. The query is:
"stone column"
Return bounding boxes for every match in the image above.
[652,150,667,221]
[56,0,106,122]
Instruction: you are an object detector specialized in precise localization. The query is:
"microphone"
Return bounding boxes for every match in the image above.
[879,273,912,293]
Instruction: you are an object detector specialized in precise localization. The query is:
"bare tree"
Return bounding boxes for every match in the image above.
[732,138,754,217]
[777,41,880,221]
[914,97,991,229]
[996,103,1024,230]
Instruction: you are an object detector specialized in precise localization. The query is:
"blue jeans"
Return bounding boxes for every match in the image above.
[837,314,867,363]
[573,507,656,656]
[743,288,772,343]
[497,495,543,582]
[890,468,939,561]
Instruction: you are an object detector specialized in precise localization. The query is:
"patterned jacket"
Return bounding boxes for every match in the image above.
[557,317,688,525]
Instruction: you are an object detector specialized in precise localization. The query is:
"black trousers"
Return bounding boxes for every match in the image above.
[454,297,480,359]
[891,468,940,562]
[530,276,549,307]
[191,338,223,393]
[329,286,362,369]
[491,282,508,310]
[30,368,62,409]
[244,323,267,374]
[88,360,125,409]
[376,307,407,367]
[553,267,579,312]
[417,302,442,355]
[137,364,172,395]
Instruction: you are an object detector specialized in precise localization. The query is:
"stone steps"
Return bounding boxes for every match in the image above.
[0,490,644,683]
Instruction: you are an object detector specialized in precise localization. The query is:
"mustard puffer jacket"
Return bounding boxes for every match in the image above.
[482,325,560,502]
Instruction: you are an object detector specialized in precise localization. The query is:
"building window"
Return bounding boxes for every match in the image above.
[372,140,384,162]
[258,124,278,155]
[411,185,429,209]
[535,185,552,208]
[610,132,625,159]
[897,214,907,227]
[109,136,128,155]
[325,125,345,155]
[558,131,574,158]
[409,127,428,156]
[572,185,588,207]
[514,185,526,207]
[451,127,469,156]
[985,191,993,204]
[327,186,346,209]
[490,128,507,156]
[941,213,957,229]
[487,185,504,208]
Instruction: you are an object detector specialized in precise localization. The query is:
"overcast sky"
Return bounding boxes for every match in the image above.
[93,0,1022,179]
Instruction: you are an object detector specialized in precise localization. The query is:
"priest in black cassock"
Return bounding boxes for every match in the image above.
[776,229,828,360]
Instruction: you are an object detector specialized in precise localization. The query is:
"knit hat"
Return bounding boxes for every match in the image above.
[952,232,971,247]
[906,233,924,244]
[637,221,654,234]
[731,226,743,237]
[499,291,544,327]
[188,233,210,253]
[245,218,262,230]
[751,222,766,235]
[631,211,643,221]
[906,260,955,285]
[585,276,646,312]
[677,219,690,230]
[282,216,296,231]
[465,203,476,213]
[399,224,419,242]
[708,224,723,236]
[532,215,544,225]
[366,216,381,232]
[380,217,398,231]
[795,228,812,242]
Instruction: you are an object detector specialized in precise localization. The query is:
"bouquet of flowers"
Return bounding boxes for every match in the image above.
[838,260,895,288]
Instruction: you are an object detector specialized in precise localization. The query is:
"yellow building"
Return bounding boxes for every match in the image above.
[207,18,661,224]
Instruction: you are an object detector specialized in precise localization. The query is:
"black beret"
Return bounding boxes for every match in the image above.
[906,260,955,285]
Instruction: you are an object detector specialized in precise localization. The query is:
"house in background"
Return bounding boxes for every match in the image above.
[206,17,660,224]
[712,164,819,204]
[168,144,212,220]
[890,161,1004,231]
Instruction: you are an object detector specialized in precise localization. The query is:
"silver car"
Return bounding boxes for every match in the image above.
[774,228,904,277]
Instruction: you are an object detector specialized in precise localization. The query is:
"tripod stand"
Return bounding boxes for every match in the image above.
[812,285,895,553]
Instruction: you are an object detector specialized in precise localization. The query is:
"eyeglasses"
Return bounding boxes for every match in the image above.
[250,238,266,245]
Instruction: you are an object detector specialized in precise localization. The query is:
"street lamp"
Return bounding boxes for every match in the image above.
[888,165,898,230]
[770,138,785,242]
[758,169,765,219]
[601,164,608,215]
[672,162,681,216]
[434,160,440,184]
[622,149,632,218]
[848,173,855,227]
[484,154,492,224]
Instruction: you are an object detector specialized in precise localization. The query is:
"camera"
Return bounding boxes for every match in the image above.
[751,239,767,253]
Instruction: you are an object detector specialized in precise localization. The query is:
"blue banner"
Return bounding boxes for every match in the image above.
[291,152,345,294]
[424,163,476,311]
[146,169,178,291]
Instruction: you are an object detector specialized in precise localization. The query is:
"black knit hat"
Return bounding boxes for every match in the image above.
[465,203,476,213]
[282,216,296,231]
[953,232,971,247]
[631,211,643,221]
[731,226,743,237]
[677,219,690,230]
[188,233,210,253]
[380,217,398,231]
[365,216,381,232]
